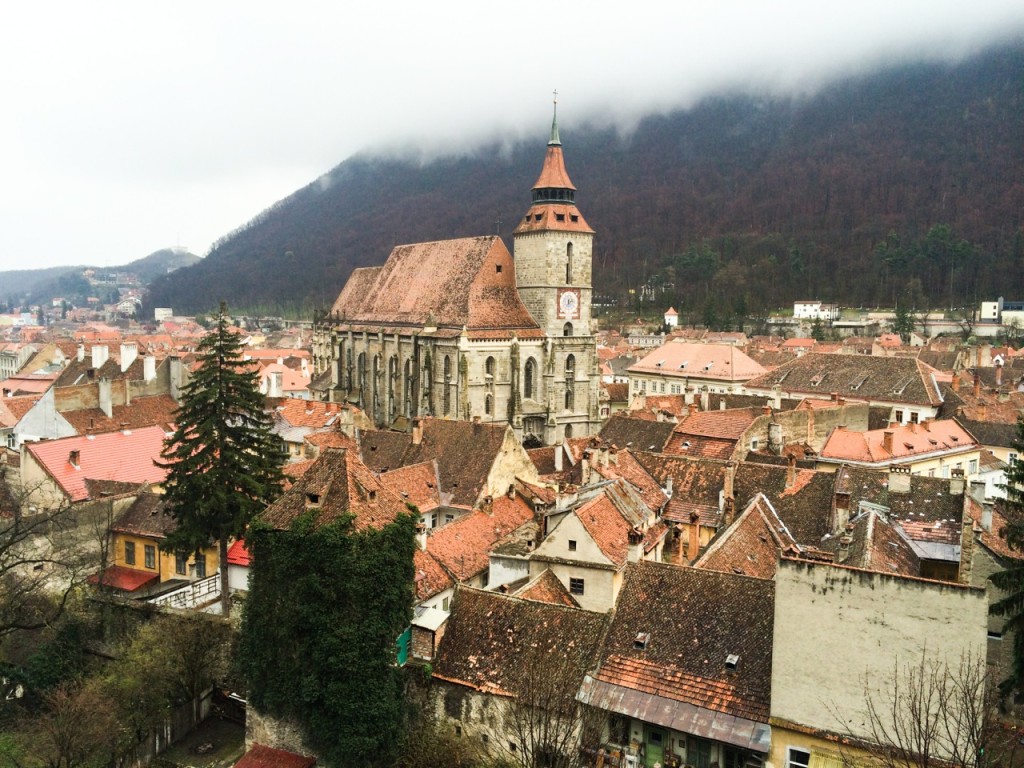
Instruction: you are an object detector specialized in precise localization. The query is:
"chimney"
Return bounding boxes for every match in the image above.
[949,468,966,496]
[762,404,772,417]
[68,450,80,469]
[687,511,700,562]
[996,363,1004,388]
[580,457,592,486]
[664,475,673,497]
[882,430,894,454]
[700,390,710,412]
[888,464,912,493]
[169,356,184,401]
[959,503,975,585]
[481,495,493,516]
[952,373,960,393]
[77,343,85,362]
[724,461,736,503]
[973,373,981,398]
[837,530,853,563]
[627,528,644,563]
[120,343,138,372]
[722,497,736,528]
[554,443,563,473]
[981,502,993,533]
[412,418,423,445]
[98,378,112,419]
[772,385,782,410]
[769,421,784,455]
[687,403,697,418]
[91,344,108,370]
[143,355,157,383]
[415,522,427,551]
[831,391,839,402]
[832,491,852,534]
[608,445,618,465]
[472,415,481,425]
[269,371,283,398]
[786,455,797,489]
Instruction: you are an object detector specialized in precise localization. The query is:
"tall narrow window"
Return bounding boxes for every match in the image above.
[485,356,495,378]
[566,242,574,284]
[563,322,573,337]
[485,395,493,416]
[524,358,536,399]
[565,354,576,380]
[443,355,452,416]
[565,387,574,411]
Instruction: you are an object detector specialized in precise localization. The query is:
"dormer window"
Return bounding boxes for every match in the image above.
[725,654,740,670]
[306,493,320,506]
[633,632,650,650]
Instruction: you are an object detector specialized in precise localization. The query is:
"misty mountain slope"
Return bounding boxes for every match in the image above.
[146,44,1024,317]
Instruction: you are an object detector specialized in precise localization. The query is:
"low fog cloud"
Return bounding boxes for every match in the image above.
[1,0,1022,270]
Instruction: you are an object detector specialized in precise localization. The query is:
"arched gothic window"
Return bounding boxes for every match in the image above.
[565,354,576,380]
[563,322,573,337]
[524,358,536,399]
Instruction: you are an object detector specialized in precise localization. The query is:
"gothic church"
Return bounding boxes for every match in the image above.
[312,110,600,444]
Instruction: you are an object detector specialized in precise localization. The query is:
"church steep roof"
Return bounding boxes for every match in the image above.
[330,236,542,336]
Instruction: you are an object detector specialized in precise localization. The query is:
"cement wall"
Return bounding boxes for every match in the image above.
[771,558,988,755]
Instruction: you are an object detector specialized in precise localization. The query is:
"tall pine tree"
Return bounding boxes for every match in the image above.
[989,417,1024,697]
[159,303,283,614]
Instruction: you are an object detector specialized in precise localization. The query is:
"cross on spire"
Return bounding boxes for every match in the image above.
[549,89,561,146]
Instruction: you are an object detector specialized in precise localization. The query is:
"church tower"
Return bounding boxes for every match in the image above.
[513,102,595,339]
[513,101,601,441]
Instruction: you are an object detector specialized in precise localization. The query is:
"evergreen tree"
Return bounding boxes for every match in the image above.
[159,303,283,614]
[989,418,1024,697]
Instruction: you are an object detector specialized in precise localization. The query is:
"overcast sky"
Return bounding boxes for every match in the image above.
[2,1,1023,273]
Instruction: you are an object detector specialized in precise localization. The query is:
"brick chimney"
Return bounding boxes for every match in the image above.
[627,528,644,563]
[68,450,80,469]
[973,372,981,398]
[120,343,138,373]
[882,430,894,454]
[722,497,736,529]
[688,512,700,562]
[959,501,975,585]
[411,418,423,446]
[786,455,797,489]
[888,464,912,493]
[724,461,736,504]
[832,490,852,534]
[949,468,966,496]
[996,363,1003,388]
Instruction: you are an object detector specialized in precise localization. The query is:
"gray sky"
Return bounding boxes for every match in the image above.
[2,1,1023,273]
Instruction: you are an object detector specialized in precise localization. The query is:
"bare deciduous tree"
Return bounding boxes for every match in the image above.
[839,651,1024,768]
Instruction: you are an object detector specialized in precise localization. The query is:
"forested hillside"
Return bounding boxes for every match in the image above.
[145,44,1024,320]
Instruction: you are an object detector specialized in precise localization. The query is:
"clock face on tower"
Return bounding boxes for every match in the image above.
[558,288,580,319]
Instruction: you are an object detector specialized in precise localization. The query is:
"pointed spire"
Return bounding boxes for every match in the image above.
[549,89,561,146]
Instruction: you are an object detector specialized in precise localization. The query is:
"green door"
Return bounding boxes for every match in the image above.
[644,727,665,768]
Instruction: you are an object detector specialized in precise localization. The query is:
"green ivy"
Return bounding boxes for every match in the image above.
[238,512,416,767]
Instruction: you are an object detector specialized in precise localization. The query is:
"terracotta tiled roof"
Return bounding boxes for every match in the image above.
[695,495,799,579]
[0,394,39,428]
[88,565,159,592]
[414,547,453,602]
[227,539,252,567]
[592,450,669,513]
[593,561,773,723]
[512,568,580,608]
[746,353,943,407]
[433,587,607,697]
[628,341,767,382]
[974,503,1024,562]
[425,494,534,581]
[234,744,316,768]
[634,453,726,525]
[25,426,169,503]
[304,430,357,451]
[111,493,175,539]
[330,236,542,336]
[599,413,676,452]
[379,461,441,513]
[819,420,978,464]
[360,419,518,508]
[274,399,348,430]
[260,448,408,533]
[837,466,965,526]
[574,493,633,568]
[60,394,179,435]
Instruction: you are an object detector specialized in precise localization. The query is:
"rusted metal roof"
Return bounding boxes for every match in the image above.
[578,675,771,753]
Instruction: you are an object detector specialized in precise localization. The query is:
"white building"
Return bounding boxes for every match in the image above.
[793,300,839,321]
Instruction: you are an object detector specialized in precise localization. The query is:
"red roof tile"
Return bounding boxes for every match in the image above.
[414,548,453,601]
[234,744,315,768]
[227,539,252,567]
[426,494,534,581]
[88,565,159,592]
[26,426,168,502]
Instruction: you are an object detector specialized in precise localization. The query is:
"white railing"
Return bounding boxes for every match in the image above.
[149,572,221,610]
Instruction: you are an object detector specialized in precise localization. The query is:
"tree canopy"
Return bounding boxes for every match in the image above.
[159,303,283,614]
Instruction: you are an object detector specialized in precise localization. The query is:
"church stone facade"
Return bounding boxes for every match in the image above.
[312,113,601,444]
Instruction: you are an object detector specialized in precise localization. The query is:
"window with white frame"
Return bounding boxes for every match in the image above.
[787,748,811,768]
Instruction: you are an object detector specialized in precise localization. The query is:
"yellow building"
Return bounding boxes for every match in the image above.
[91,492,219,596]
